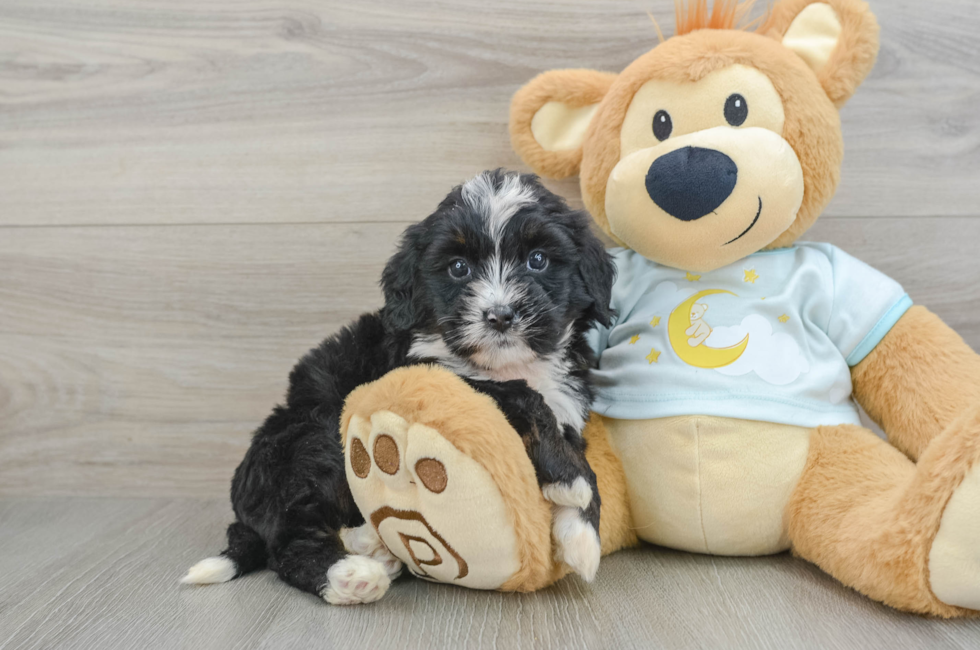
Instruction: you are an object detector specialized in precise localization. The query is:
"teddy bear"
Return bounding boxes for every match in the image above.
[338,0,980,616]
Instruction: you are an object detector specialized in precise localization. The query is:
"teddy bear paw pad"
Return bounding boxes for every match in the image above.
[929,461,980,610]
[345,410,524,590]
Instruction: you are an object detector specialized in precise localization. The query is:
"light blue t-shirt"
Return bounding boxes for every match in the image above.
[588,244,912,427]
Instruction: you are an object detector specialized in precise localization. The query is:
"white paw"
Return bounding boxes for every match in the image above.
[542,477,592,509]
[180,556,236,585]
[340,524,404,579]
[552,506,600,582]
[320,555,391,605]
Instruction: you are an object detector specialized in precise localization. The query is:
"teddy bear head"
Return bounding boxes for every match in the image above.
[510,0,879,273]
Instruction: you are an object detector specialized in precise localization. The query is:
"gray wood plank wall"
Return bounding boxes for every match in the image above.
[2,0,979,498]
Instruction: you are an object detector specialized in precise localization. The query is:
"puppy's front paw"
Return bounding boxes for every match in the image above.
[340,524,404,579]
[552,506,601,582]
[320,555,391,606]
[542,477,592,509]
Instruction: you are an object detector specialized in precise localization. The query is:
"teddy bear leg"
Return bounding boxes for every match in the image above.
[340,365,563,592]
[787,410,980,617]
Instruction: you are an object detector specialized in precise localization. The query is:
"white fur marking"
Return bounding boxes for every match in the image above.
[320,555,391,605]
[542,477,592,509]
[408,327,587,435]
[461,171,536,242]
[340,524,404,579]
[552,506,601,582]
[180,556,236,585]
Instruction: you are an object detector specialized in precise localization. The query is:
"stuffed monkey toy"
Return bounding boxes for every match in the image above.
[340,0,980,616]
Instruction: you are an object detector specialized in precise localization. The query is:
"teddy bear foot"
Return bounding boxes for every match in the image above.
[928,413,980,611]
[344,408,545,590]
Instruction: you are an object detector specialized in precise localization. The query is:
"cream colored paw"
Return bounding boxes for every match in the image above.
[345,410,522,590]
[320,555,390,606]
[552,506,600,582]
[542,477,592,509]
[929,462,980,609]
[340,524,403,579]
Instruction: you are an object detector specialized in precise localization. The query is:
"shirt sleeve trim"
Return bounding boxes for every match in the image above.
[845,293,913,367]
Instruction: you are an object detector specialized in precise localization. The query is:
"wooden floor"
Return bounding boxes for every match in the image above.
[1,0,979,648]
[3,498,980,650]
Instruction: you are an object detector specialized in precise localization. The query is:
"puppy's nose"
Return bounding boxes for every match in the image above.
[486,306,515,333]
[645,146,737,221]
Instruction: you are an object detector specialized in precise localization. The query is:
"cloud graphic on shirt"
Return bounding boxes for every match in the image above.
[707,314,810,386]
[646,281,696,310]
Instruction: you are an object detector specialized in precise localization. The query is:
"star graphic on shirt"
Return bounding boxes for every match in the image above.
[646,348,661,364]
[629,334,641,345]
[778,314,790,323]
[685,272,701,282]
[649,316,661,328]
[744,269,759,284]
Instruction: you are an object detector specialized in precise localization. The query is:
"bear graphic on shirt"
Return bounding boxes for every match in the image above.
[686,303,712,347]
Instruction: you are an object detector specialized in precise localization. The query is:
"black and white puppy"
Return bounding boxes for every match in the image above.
[182,170,615,605]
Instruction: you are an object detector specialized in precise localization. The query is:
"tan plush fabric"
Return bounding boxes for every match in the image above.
[788,411,980,617]
[765,0,879,107]
[579,28,845,253]
[605,416,811,555]
[346,411,523,589]
[780,3,843,73]
[341,365,556,592]
[852,307,980,462]
[509,69,618,180]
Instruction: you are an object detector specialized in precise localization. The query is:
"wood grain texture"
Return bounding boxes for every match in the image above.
[1,497,979,650]
[0,0,978,227]
[0,0,979,642]
[0,217,978,497]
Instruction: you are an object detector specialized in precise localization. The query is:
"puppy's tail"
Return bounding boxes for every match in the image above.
[180,522,266,585]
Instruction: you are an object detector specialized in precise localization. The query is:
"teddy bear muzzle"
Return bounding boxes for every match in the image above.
[605,126,805,273]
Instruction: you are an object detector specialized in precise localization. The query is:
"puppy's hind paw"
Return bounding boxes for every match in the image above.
[552,506,601,583]
[320,555,391,606]
[542,477,592,509]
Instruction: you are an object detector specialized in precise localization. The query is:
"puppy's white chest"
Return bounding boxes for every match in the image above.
[484,358,585,435]
[407,335,586,434]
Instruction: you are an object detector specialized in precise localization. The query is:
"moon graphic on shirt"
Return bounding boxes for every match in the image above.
[668,290,750,369]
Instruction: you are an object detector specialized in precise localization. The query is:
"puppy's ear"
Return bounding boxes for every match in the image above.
[381,222,427,332]
[572,215,616,328]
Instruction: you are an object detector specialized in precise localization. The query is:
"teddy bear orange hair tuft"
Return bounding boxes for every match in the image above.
[673,0,768,36]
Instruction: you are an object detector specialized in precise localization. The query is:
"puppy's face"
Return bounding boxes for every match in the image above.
[383,170,614,370]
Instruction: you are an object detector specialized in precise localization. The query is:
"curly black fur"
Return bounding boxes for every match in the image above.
[197,170,615,598]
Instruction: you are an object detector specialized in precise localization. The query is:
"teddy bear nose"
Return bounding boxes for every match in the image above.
[645,146,738,221]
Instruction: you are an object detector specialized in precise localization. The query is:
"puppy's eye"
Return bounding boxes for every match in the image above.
[448,258,470,279]
[652,110,672,141]
[724,94,748,127]
[527,250,548,272]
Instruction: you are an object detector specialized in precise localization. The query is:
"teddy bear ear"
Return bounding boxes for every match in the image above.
[765,0,880,107]
[510,69,618,179]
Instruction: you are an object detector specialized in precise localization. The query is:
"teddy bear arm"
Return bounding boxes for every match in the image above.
[851,305,980,460]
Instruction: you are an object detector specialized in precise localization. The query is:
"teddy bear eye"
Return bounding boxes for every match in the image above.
[652,110,673,141]
[725,93,748,127]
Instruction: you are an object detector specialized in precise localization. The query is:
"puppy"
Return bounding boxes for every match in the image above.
[182,170,615,605]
